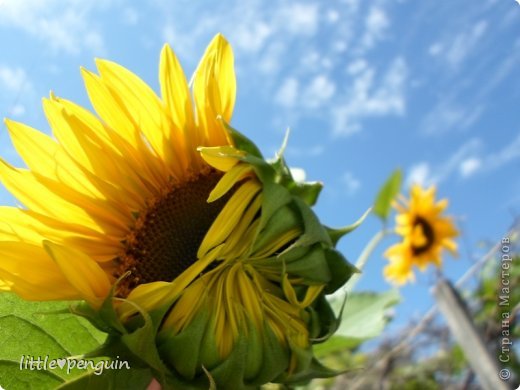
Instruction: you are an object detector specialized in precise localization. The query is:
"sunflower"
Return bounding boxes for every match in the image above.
[0,35,357,388]
[384,184,458,285]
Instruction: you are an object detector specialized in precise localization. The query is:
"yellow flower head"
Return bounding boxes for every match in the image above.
[384,184,458,285]
[0,35,357,388]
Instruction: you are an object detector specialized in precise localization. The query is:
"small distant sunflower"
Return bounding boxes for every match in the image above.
[0,34,357,388]
[384,185,458,285]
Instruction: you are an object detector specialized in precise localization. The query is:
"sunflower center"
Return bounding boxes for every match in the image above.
[115,168,230,296]
[411,216,435,255]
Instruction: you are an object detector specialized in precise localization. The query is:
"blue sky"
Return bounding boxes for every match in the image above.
[0,0,519,330]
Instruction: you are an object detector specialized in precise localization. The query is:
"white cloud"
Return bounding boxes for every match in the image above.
[407,133,520,186]
[286,144,325,158]
[421,100,485,135]
[280,3,320,36]
[289,167,306,183]
[122,7,139,25]
[431,20,488,69]
[84,31,105,53]
[275,78,299,108]
[359,6,389,52]
[406,163,432,187]
[347,59,368,75]
[445,20,487,68]
[428,42,443,56]
[485,132,520,170]
[342,172,361,195]
[302,75,336,109]
[257,41,285,75]
[333,57,408,136]
[406,139,482,186]
[0,66,32,92]
[326,9,340,24]
[0,0,107,54]
[234,22,272,53]
[9,104,26,117]
[459,157,482,178]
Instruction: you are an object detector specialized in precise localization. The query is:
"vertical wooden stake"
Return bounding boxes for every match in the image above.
[433,279,508,390]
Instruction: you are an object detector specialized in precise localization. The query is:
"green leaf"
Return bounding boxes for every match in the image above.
[56,367,153,389]
[334,290,400,339]
[0,361,63,390]
[373,169,402,221]
[313,335,364,357]
[0,292,106,388]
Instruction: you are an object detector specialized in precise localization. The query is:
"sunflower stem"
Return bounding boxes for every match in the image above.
[346,229,393,292]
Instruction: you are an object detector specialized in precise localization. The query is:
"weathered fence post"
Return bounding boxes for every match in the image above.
[433,278,508,390]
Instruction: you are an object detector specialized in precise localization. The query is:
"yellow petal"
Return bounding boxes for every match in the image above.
[207,163,253,202]
[0,159,107,232]
[199,145,242,172]
[81,69,168,189]
[198,180,261,258]
[192,34,236,146]
[43,241,111,307]
[160,43,198,166]
[96,59,185,179]
[49,96,156,207]
[0,241,79,300]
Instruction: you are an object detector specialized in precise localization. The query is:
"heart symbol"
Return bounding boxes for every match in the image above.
[56,358,67,369]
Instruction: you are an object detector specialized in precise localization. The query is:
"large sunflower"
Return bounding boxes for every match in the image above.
[384,184,458,285]
[0,35,356,388]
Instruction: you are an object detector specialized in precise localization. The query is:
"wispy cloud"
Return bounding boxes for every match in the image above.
[341,171,361,195]
[420,99,485,136]
[358,6,389,53]
[332,57,408,136]
[275,77,299,108]
[429,20,487,69]
[0,66,32,93]
[0,65,34,118]
[122,7,139,25]
[285,144,325,158]
[0,0,108,54]
[458,157,481,178]
[406,132,520,185]
[406,138,482,186]
[420,8,519,136]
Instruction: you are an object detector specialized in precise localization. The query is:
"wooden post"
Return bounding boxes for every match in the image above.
[433,278,508,390]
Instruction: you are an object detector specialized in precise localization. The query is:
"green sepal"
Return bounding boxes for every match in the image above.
[281,245,331,283]
[157,303,210,380]
[309,293,347,344]
[248,324,290,385]
[252,204,300,253]
[323,249,359,294]
[289,197,332,248]
[207,333,248,390]
[282,356,347,385]
[287,180,323,206]
[275,339,346,386]
[326,207,371,246]
[221,119,263,159]
[257,181,293,232]
[69,276,128,335]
